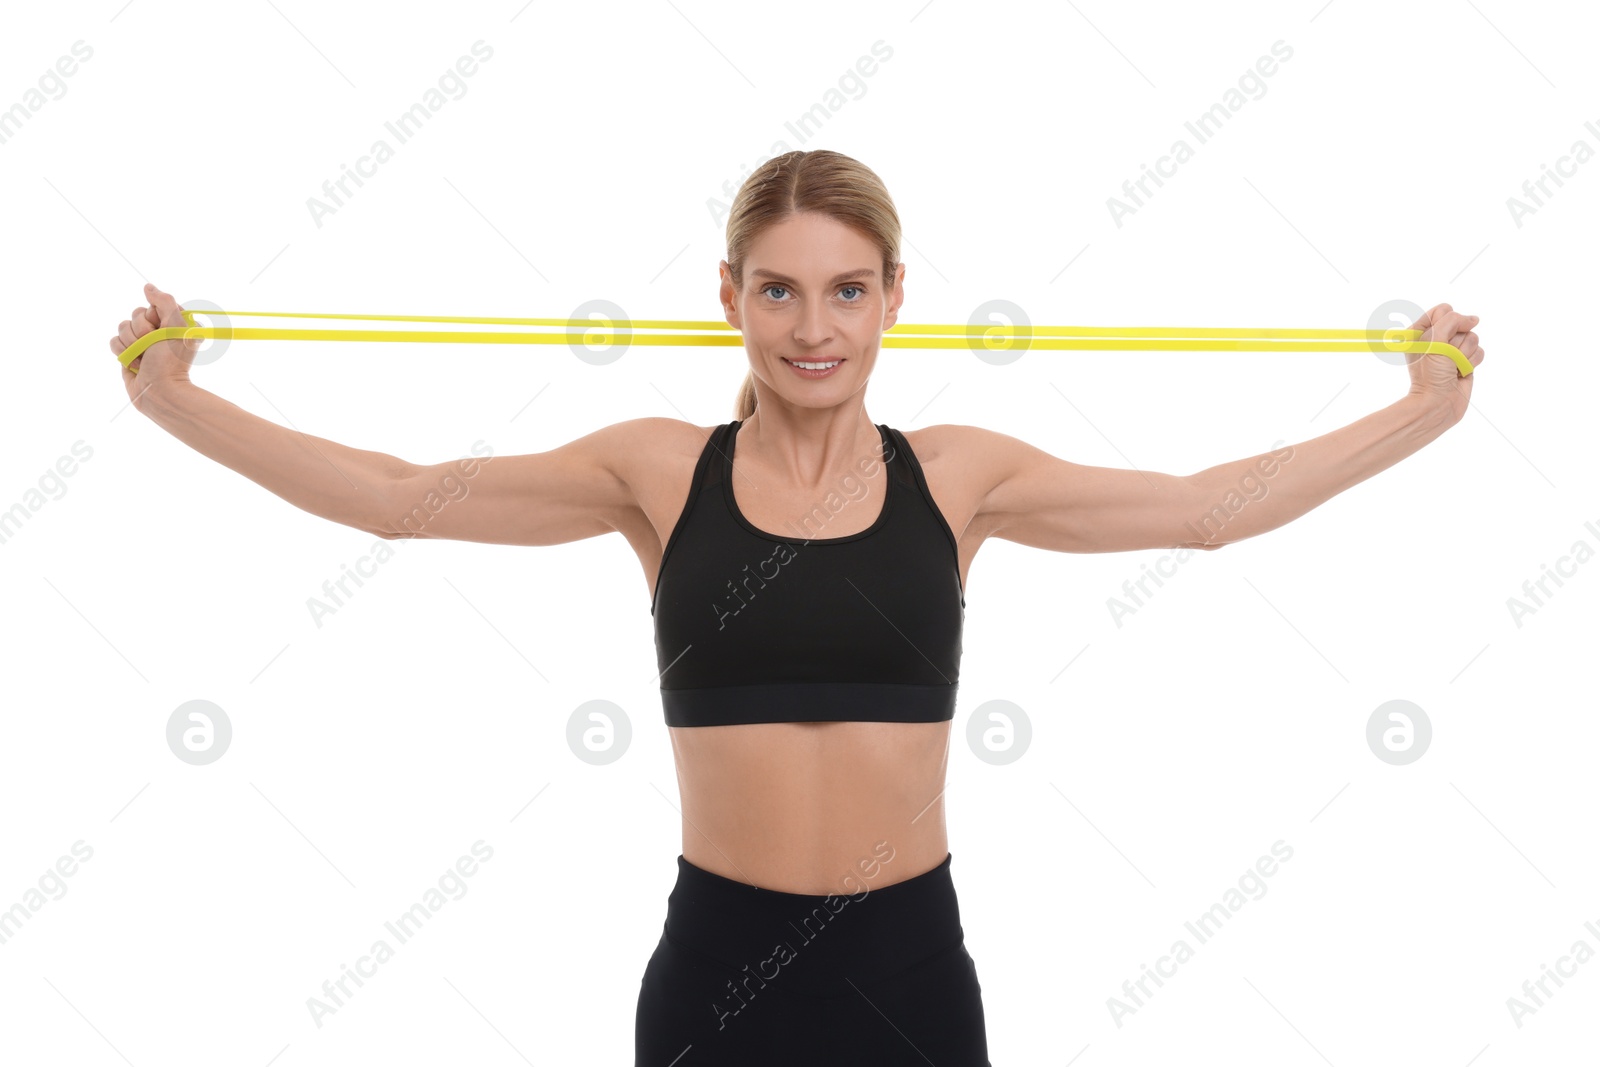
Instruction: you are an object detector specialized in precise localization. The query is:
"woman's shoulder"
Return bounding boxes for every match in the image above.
[592,417,722,487]
[896,422,1013,468]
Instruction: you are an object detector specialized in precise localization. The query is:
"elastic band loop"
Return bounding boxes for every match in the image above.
[114,311,1473,377]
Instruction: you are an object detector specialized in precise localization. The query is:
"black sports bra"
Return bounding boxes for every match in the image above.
[651,419,965,727]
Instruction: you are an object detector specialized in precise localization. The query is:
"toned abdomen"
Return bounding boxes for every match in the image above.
[668,719,954,895]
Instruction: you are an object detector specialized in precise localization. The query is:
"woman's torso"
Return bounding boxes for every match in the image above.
[616,417,984,894]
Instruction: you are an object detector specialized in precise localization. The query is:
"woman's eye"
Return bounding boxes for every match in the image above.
[759,284,866,301]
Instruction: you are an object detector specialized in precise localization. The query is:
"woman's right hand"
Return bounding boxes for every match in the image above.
[113,282,202,406]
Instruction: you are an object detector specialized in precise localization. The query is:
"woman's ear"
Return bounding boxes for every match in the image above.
[882,262,906,331]
[718,261,741,327]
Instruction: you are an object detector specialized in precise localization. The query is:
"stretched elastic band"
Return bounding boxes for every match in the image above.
[115,310,1474,376]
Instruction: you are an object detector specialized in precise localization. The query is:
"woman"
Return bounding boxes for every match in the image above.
[113,149,1483,1065]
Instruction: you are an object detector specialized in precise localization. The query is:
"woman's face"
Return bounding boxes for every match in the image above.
[720,212,905,411]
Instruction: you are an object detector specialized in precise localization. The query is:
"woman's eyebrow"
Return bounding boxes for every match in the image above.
[749,268,876,286]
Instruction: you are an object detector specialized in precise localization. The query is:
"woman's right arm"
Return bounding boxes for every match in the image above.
[118,284,649,546]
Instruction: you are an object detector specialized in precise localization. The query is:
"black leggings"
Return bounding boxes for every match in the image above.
[634,851,991,1066]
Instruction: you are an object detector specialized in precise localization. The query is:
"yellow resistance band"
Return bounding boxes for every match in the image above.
[115,310,1474,377]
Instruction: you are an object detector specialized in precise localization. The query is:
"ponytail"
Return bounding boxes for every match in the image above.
[733,369,757,419]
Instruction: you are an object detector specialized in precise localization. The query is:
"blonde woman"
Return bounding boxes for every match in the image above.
[113,149,1483,1065]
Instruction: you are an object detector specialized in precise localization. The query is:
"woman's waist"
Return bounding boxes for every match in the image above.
[660,846,967,991]
[678,826,952,898]
[672,722,951,875]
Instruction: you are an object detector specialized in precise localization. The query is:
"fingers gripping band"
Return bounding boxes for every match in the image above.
[115,309,1475,377]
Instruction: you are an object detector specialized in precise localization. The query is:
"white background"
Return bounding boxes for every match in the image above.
[1,1,1594,1064]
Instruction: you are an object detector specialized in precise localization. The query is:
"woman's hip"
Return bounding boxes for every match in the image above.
[634,851,990,1066]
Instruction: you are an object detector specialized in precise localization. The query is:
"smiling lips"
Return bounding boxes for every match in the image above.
[782,356,845,378]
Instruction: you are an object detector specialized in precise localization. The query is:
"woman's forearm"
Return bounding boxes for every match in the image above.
[1183,394,1456,546]
[138,380,410,536]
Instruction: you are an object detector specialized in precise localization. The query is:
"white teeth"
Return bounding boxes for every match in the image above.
[790,360,840,370]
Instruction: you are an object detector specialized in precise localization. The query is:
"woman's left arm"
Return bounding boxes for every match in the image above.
[972,302,1485,553]
[1189,301,1484,546]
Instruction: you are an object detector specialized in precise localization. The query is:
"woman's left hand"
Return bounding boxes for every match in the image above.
[1404,302,1484,424]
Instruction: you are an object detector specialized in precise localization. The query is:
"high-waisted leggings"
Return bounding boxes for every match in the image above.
[634,851,991,1066]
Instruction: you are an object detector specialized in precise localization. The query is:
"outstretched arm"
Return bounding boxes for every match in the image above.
[972,303,1485,553]
[115,283,652,545]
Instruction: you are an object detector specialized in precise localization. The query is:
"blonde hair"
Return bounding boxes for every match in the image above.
[724,150,902,419]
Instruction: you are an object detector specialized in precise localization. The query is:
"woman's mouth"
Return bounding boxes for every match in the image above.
[781,357,845,379]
